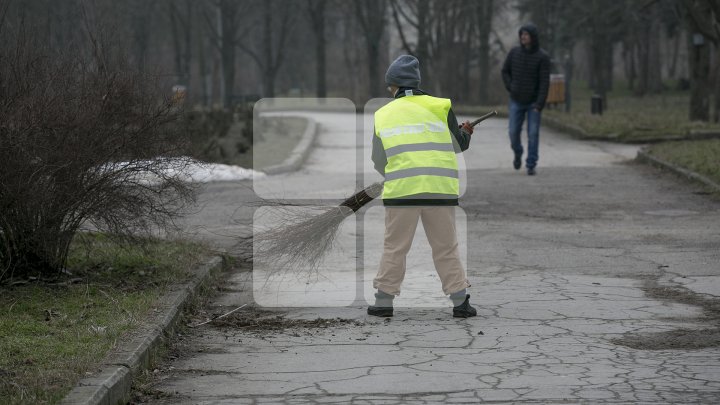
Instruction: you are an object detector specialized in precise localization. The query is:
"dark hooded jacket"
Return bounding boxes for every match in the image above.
[501,23,551,110]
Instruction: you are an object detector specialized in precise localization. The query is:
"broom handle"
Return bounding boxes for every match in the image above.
[340,182,383,212]
[468,110,497,127]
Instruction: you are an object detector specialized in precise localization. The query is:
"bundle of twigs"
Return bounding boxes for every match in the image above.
[249,182,383,276]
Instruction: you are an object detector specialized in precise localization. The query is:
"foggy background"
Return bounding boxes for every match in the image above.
[2,0,716,119]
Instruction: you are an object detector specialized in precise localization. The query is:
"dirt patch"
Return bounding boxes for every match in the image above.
[612,278,720,350]
[642,279,720,321]
[212,310,366,333]
[613,328,720,350]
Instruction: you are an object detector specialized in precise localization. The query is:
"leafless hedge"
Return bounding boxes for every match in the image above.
[0,26,196,282]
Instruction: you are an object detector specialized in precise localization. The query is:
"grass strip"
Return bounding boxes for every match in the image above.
[645,139,720,185]
[0,233,207,405]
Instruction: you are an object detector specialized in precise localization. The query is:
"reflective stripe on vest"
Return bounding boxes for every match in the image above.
[385,142,455,158]
[384,167,458,182]
[374,95,459,199]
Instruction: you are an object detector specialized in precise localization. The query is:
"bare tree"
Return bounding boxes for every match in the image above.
[121,0,158,72]
[426,1,476,100]
[306,0,327,98]
[354,0,388,98]
[203,0,246,107]
[169,0,194,86]
[628,1,665,96]
[338,4,365,103]
[683,0,720,122]
[390,0,432,86]
[389,0,475,100]
[236,0,295,98]
[476,0,495,104]
[568,0,625,106]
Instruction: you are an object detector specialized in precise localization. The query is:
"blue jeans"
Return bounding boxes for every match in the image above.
[508,99,541,169]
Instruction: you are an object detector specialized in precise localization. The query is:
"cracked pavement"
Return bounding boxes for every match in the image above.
[139,112,720,404]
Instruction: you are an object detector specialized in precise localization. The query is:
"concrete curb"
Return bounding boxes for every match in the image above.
[261,117,318,175]
[60,256,225,405]
[636,148,720,193]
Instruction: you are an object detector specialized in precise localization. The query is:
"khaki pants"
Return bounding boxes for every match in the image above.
[373,206,469,296]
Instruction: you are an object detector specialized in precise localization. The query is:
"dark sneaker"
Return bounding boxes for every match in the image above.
[513,155,522,170]
[367,306,393,317]
[527,167,536,176]
[453,294,477,318]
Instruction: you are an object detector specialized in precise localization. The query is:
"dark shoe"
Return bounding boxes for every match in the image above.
[527,167,536,176]
[453,294,477,318]
[513,155,522,170]
[367,306,393,317]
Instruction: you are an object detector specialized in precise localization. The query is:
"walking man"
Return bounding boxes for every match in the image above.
[501,23,550,175]
[368,55,477,318]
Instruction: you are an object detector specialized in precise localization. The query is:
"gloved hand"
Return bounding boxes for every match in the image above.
[460,120,474,135]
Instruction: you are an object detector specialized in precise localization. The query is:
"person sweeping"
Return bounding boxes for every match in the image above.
[368,55,477,318]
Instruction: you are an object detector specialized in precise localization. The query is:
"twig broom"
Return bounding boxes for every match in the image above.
[248,111,497,275]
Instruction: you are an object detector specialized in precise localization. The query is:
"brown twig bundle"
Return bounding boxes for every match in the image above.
[247,182,383,276]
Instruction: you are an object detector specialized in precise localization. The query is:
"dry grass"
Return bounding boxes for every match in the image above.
[0,233,206,405]
[645,139,720,185]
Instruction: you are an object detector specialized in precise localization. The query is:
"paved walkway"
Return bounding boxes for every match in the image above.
[143,111,720,404]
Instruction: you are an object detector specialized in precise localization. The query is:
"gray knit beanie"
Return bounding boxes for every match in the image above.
[385,55,421,88]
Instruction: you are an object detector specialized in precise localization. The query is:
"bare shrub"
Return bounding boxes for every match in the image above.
[0,26,196,282]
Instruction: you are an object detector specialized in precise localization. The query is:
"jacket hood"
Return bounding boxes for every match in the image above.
[518,23,540,53]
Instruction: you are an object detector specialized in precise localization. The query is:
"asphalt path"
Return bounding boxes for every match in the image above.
[141,110,720,404]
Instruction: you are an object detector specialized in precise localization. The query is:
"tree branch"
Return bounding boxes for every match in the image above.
[391,1,414,53]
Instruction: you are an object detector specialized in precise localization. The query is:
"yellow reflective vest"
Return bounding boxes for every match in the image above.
[374,94,459,203]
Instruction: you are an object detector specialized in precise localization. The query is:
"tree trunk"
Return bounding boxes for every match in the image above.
[668,31,681,79]
[170,2,183,80]
[132,4,151,72]
[634,16,650,97]
[589,0,610,107]
[315,16,327,98]
[647,8,663,93]
[264,69,276,98]
[307,0,327,98]
[591,33,610,107]
[221,2,236,106]
[416,0,431,88]
[389,0,431,88]
[199,31,211,106]
[564,51,573,112]
[622,39,636,91]
[262,1,275,98]
[605,42,614,92]
[354,0,387,99]
[368,43,380,98]
[169,0,192,85]
[598,41,609,107]
[476,0,493,104]
[714,44,720,122]
[183,0,193,86]
[587,41,596,90]
[687,29,711,121]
